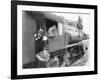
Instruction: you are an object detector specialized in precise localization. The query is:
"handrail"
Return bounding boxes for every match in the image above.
[65,39,89,48]
[50,39,89,56]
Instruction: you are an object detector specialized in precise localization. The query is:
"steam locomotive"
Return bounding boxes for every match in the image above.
[34,16,89,67]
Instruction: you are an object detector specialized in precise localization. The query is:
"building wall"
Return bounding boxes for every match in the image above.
[22,11,36,65]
